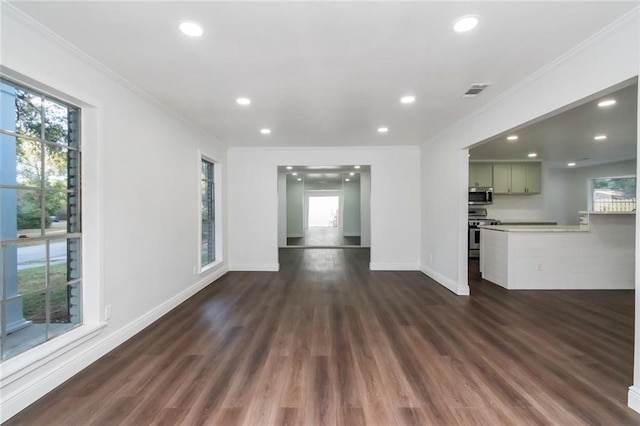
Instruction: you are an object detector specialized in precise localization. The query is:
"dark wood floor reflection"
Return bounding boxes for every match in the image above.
[287,227,361,246]
[7,250,640,425]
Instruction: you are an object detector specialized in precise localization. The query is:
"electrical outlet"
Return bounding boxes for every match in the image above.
[104,304,112,321]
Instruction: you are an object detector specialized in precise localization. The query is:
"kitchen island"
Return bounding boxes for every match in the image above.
[479,212,635,290]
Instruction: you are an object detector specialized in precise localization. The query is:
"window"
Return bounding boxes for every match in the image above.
[201,159,215,268]
[592,176,636,212]
[0,79,82,360]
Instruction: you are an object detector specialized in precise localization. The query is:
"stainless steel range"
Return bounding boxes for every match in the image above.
[468,208,501,258]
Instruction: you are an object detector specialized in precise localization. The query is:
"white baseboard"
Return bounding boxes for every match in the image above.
[369,262,420,271]
[629,386,640,414]
[229,263,279,272]
[421,264,470,296]
[0,265,228,423]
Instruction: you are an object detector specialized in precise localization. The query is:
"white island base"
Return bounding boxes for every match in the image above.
[479,213,635,290]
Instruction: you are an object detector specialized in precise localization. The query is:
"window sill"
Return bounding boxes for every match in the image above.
[200,259,224,274]
[1,322,106,386]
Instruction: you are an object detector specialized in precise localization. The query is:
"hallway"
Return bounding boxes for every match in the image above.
[7,249,640,425]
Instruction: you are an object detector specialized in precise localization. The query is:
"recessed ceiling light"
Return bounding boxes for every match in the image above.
[568,162,576,167]
[594,135,607,140]
[507,135,518,141]
[354,165,361,169]
[453,16,479,33]
[598,99,616,108]
[378,127,389,133]
[236,97,251,106]
[350,172,355,176]
[292,172,297,176]
[179,22,204,37]
[400,95,416,104]
[297,178,302,181]
[528,153,537,158]
[260,128,271,135]
[286,166,292,170]
[345,178,350,182]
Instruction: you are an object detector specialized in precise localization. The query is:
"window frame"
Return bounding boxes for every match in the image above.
[0,77,84,361]
[0,68,104,380]
[198,152,222,273]
[590,175,637,212]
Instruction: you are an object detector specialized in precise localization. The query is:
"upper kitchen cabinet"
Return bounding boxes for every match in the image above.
[493,162,541,194]
[468,163,493,187]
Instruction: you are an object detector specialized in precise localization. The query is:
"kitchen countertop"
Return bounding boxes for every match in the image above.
[479,225,587,232]
[578,211,636,215]
[497,220,558,225]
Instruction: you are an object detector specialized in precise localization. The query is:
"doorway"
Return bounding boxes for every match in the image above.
[277,165,370,247]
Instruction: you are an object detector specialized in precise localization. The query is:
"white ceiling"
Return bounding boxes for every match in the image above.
[470,81,638,167]
[9,1,638,148]
[278,165,368,185]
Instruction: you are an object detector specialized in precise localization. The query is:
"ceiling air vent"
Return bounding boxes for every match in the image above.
[463,83,491,98]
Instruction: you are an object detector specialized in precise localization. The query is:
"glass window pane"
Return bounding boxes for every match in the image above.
[200,159,215,266]
[45,193,67,236]
[12,188,44,236]
[0,134,18,186]
[0,187,19,239]
[16,242,47,293]
[49,240,68,287]
[16,138,43,187]
[4,293,46,360]
[48,283,81,339]
[45,145,67,187]
[201,242,209,266]
[15,89,42,139]
[592,177,637,212]
[22,289,46,324]
[44,99,70,145]
[48,282,81,340]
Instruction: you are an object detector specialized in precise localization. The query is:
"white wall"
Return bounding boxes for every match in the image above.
[228,147,420,270]
[286,177,304,238]
[360,171,371,247]
[277,173,286,246]
[343,179,361,236]
[0,7,228,421]
[421,11,638,297]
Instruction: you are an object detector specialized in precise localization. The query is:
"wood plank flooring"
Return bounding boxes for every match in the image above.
[6,249,640,425]
[287,228,361,247]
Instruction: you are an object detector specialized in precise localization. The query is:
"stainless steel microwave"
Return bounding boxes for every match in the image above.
[468,187,493,205]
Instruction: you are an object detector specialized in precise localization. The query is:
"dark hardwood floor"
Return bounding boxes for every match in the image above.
[287,227,361,247]
[6,250,640,425]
